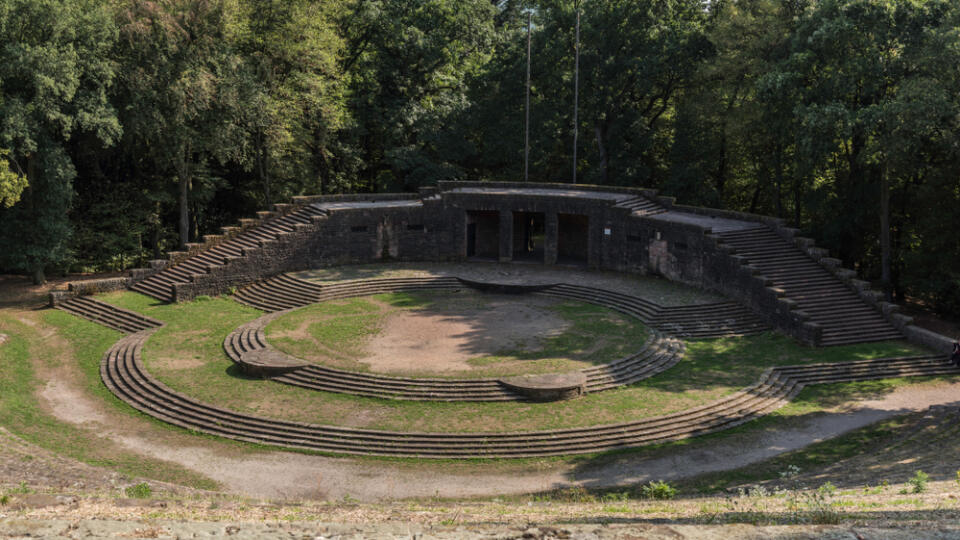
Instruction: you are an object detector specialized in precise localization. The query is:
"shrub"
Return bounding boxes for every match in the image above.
[10,482,31,494]
[552,486,596,503]
[125,482,152,499]
[779,464,801,479]
[641,480,676,500]
[908,471,929,494]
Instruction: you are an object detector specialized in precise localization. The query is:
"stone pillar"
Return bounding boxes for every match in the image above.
[588,219,604,269]
[544,212,558,265]
[499,210,513,262]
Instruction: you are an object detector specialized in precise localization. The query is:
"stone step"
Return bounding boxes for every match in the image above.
[102,329,958,457]
[57,297,163,334]
[226,277,685,402]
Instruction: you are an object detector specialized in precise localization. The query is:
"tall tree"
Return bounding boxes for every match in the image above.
[774,0,951,298]
[340,0,497,190]
[0,0,120,283]
[234,0,347,205]
[117,0,241,249]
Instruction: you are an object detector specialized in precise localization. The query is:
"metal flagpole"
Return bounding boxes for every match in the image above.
[525,11,532,183]
[572,3,580,184]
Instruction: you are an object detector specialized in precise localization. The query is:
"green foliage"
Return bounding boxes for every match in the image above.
[641,480,677,500]
[0,0,957,312]
[0,149,27,207]
[0,0,119,282]
[9,481,32,495]
[340,0,497,190]
[232,0,347,203]
[907,470,929,494]
[817,481,837,497]
[124,482,153,499]
[0,313,218,490]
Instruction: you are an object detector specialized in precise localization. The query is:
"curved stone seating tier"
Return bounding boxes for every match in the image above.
[55,296,163,334]
[101,328,958,458]
[224,277,684,402]
[236,273,768,340]
[651,303,769,338]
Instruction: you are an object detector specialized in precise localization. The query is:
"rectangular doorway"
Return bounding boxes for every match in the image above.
[466,211,499,259]
[513,212,545,262]
[558,214,589,265]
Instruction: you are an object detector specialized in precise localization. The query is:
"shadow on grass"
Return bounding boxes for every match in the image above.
[225,363,262,381]
[270,289,651,372]
[558,385,960,496]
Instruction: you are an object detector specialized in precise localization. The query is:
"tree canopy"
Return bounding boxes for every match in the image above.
[0,0,957,316]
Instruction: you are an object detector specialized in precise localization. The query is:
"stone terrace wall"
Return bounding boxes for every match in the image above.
[170,197,459,302]
[100,182,952,352]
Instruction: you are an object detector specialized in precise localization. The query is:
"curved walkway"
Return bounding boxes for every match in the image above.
[224,277,684,401]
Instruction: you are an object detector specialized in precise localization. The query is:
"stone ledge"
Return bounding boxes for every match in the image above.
[238,349,310,378]
[499,372,587,402]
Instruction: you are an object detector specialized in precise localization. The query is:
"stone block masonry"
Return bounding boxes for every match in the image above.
[104,181,946,351]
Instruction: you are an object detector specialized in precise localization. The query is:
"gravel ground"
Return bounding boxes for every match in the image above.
[3,519,960,539]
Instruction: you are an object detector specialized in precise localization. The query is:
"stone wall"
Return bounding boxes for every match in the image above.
[101,181,950,352]
[442,189,632,268]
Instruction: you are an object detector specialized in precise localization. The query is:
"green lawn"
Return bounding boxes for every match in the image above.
[0,311,219,490]
[95,291,931,434]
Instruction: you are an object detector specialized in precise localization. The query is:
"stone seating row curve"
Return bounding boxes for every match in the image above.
[224,277,684,402]
[235,273,767,340]
[101,326,957,458]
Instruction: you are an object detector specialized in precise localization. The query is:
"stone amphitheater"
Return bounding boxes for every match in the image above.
[49,181,958,460]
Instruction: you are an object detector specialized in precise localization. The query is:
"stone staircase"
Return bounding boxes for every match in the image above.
[227,277,684,401]
[55,296,162,334]
[713,227,902,346]
[101,328,958,458]
[130,205,328,302]
[613,195,667,217]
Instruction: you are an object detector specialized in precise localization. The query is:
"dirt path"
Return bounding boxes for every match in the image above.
[37,355,960,500]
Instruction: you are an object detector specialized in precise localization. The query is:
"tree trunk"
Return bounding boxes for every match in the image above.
[258,133,271,207]
[715,132,727,201]
[32,266,45,285]
[792,178,802,228]
[594,122,608,185]
[152,201,162,260]
[176,144,191,250]
[749,169,762,214]
[178,172,189,250]
[774,146,784,218]
[880,162,892,301]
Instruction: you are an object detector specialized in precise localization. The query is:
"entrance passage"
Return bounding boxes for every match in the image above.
[466,211,499,259]
[513,212,545,262]
[557,214,589,265]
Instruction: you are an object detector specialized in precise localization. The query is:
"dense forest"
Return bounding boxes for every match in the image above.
[0,0,958,315]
